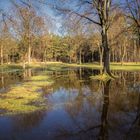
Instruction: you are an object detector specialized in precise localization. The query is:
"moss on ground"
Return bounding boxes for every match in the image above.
[0,75,53,116]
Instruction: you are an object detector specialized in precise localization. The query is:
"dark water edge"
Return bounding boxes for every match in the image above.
[0,67,140,140]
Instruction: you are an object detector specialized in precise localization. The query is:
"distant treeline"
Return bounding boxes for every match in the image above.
[0,0,139,65]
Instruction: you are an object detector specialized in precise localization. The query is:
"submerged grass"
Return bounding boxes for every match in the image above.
[0,75,53,116]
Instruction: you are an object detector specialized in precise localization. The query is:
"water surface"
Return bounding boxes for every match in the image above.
[0,68,140,140]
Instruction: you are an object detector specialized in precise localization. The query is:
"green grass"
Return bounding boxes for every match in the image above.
[0,64,23,73]
[110,63,140,71]
[0,75,53,116]
[90,73,118,82]
[62,62,140,71]
[31,62,140,71]
[1,62,140,72]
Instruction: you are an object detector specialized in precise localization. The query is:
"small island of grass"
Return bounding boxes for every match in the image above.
[0,75,53,116]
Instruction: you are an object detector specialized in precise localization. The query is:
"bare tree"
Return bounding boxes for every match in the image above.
[125,0,140,45]
[11,0,46,64]
[0,12,11,65]
[48,0,116,76]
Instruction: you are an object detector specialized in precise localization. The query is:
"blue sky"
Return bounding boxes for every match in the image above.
[0,0,127,35]
[0,0,62,35]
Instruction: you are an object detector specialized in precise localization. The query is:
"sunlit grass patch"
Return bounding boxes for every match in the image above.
[29,75,50,81]
[110,64,140,71]
[27,75,53,89]
[90,73,116,82]
[1,62,140,73]
[0,74,53,116]
[0,64,23,73]
[0,86,45,115]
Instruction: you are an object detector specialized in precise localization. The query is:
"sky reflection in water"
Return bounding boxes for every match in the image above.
[0,68,140,140]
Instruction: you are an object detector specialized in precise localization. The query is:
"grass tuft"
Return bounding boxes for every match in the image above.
[90,73,115,82]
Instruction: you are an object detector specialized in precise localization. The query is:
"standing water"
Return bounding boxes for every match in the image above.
[0,67,140,140]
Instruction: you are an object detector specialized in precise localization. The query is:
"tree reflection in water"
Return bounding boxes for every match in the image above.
[125,82,140,140]
[55,79,111,140]
[12,110,46,132]
[98,80,111,140]
[1,68,140,140]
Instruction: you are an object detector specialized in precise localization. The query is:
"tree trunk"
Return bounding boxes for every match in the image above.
[113,50,115,62]
[134,40,137,63]
[0,45,3,65]
[121,41,126,65]
[138,28,140,47]
[92,51,94,62]
[28,26,32,64]
[28,44,31,64]
[79,48,82,64]
[43,48,47,63]
[99,45,103,67]
[102,27,111,75]
[69,56,71,63]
